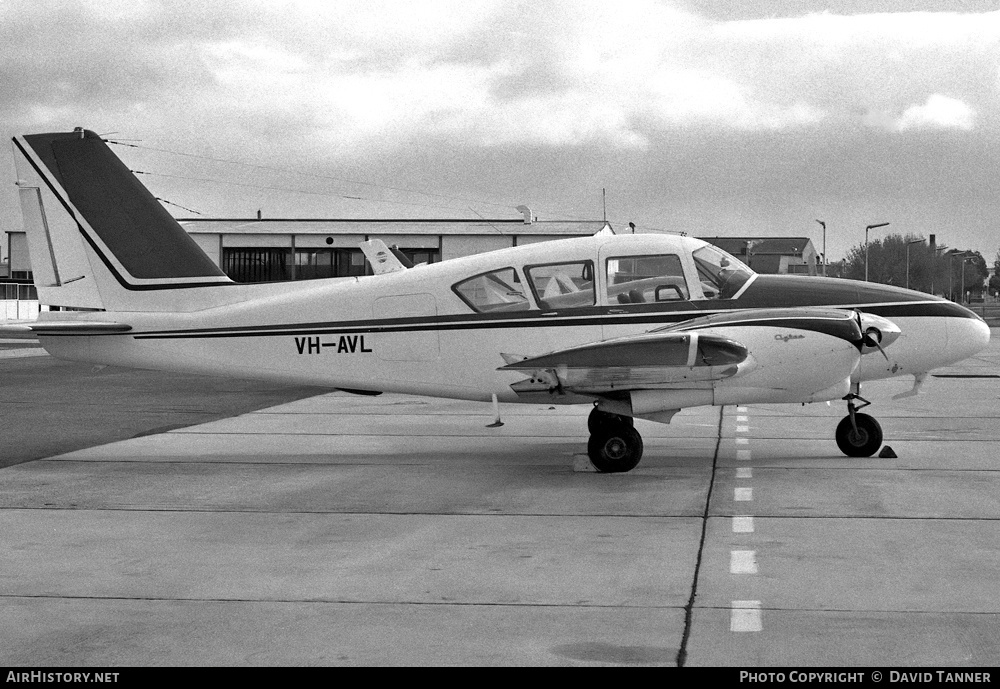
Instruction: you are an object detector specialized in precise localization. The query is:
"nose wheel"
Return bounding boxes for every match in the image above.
[836,392,884,457]
[587,408,643,473]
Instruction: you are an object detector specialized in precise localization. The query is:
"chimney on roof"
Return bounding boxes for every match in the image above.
[515,205,532,224]
[257,209,262,220]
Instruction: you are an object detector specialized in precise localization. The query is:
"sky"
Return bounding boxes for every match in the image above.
[3,0,1000,263]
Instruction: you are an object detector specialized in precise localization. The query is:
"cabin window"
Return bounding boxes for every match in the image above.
[452,267,531,313]
[692,245,753,299]
[606,254,689,304]
[525,260,596,310]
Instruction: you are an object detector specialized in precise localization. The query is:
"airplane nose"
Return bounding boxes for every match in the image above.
[949,315,991,360]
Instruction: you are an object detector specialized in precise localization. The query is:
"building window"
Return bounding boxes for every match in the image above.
[223,248,290,282]
[1,283,38,300]
[295,250,336,280]
[338,248,369,277]
[397,248,440,267]
[293,248,372,280]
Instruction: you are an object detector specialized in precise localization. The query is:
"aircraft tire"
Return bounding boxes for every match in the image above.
[835,413,883,457]
[587,407,634,435]
[588,425,644,473]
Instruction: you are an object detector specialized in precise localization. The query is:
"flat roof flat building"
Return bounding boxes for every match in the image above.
[6,212,820,284]
[6,212,606,283]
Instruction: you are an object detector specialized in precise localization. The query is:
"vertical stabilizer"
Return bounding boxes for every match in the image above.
[12,128,232,312]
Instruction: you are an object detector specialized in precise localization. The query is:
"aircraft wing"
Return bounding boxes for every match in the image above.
[498,307,894,409]
[0,320,132,338]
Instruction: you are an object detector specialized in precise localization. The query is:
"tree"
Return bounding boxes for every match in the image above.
[841,234,987,300]
[841,233,932,290]
[938,249,988,301]
[989,250,1000,299]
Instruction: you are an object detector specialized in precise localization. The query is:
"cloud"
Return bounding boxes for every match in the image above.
[895,94,976,131]
[4,1,1000,261]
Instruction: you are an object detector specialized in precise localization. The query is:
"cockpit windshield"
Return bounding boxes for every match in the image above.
[692,245,753,299]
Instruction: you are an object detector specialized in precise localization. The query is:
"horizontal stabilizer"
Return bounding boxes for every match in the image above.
[0,321,132,338]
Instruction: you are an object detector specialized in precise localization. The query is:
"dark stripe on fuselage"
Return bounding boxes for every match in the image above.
[125,296,969,342]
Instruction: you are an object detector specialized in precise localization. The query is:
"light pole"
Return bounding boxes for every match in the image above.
[865,222,890,282]
[948,251,970,301]
[815,219,826,276]
[930,244,948,296]
[905,238,923,290]
[960,255,976,303]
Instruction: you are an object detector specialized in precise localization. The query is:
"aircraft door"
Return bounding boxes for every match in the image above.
[372,293,441,362]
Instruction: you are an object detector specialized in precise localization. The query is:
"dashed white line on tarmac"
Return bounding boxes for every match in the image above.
[732,516,754,533]
[736,449,751,461]
[736,467,752,479]
[734,487,753,501]
[731,601,763,632]
[730,550,758,574]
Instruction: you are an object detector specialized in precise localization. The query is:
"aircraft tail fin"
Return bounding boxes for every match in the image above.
[360,239,411,275]
[12,128,232,312]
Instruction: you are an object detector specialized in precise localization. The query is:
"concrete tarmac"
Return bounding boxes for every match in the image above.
[0,332,998,666]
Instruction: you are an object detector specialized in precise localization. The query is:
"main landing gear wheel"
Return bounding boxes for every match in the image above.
[587,424,644,473]
[835,412,883,457]
[587,407,634,434]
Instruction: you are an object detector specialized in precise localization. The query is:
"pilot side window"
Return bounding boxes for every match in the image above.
[525,261,596,310]
[452,267,531,313]
[606,254,689,304]
[692,245,752,299]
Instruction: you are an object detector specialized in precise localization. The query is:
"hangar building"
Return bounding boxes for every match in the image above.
[4,210,819,289]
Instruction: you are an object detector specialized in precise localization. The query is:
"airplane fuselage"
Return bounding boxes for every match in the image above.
[38,234,989,406]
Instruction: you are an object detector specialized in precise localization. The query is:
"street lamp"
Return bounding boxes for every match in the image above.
[815,219,826,276]
[905,238,923,290]
[865,222,890,282]
[948,250,970,301]
[960,255,976,303]
[930,244,948,296]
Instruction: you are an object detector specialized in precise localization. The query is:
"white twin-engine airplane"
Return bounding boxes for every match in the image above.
[4,128,991,472]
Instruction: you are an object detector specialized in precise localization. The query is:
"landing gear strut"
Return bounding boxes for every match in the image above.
[587,407,643,473]
[835,391,883,457]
